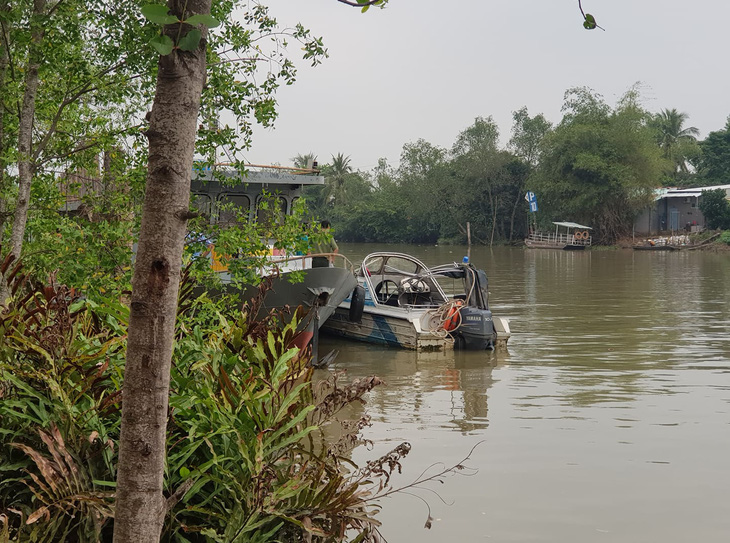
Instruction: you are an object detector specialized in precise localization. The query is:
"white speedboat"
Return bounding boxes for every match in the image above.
[321,252,510,351]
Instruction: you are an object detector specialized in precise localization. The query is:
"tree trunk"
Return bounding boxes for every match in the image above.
[0,2,9,246]
[486,184,496,247]
[113,2,210,542]
[0,0,45,304]
[509,189,521,243]
[10,0,44,259]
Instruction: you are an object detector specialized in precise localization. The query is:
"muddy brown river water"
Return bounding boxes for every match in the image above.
[317,243,730,542]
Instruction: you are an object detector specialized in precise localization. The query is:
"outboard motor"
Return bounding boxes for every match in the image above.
[452,262,496,350]
[453,306,496,350]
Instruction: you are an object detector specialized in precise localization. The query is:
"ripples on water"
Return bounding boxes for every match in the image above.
[321,244,730,542]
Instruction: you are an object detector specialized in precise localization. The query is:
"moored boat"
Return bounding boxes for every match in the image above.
[190,165,358,350]
[235,253,358,350]
[321,252,510,351]
[525,221,592,250]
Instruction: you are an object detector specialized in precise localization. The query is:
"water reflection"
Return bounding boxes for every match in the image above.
[320,337,505,434]
[327,244,730,543]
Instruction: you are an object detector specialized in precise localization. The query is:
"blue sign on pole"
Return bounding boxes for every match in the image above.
[525,191,538,213]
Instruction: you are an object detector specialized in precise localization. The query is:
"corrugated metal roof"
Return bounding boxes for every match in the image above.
[656,184,730,200]
[553,221,592,229]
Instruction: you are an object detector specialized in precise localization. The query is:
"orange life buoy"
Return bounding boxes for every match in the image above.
[581,230,589,240]
[443,300,463,332]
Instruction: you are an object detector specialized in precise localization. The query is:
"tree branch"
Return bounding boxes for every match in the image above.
[47,0,68,17]
[0,18,14,83]
[38,124,143,165]
[32,60,127,162]
[336,0,385,7]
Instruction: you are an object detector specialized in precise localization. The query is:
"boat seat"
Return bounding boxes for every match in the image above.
[374,279,401,305]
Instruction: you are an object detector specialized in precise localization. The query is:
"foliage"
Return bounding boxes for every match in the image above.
[448,117,526,246]
[697,118,730,186]
[0,0,334,303]
[648,108,701,180]
[720,230,730,245]
[0,260,406,542]
[0,255,125,541]
[531,87,664,244]
[508,107,552,167]
[698,189,730,230]
[165,306,389,542]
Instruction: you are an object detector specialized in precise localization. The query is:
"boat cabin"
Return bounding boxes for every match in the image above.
[190,164,324,225]
[190,164,325,273]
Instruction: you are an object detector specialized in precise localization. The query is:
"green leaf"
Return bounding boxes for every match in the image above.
[361,5,369,13]
[150,35,174,55]
[141,4,179,25]
[583,13,597,30]
[179,466,191,478]
[178,29,202,52]
[185,14,220,28]
[92,480,117,488]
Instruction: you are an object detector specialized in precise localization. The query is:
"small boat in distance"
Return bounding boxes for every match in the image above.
[321,252,510,351]
[525,221,592,250]
[633,235,690,251]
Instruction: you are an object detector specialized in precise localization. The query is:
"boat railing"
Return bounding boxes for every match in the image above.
[527,231,591,246]
[268,252,356,272]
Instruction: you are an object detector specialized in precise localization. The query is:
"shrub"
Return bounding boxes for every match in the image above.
[699,188,730,230]
[0,257,397,542]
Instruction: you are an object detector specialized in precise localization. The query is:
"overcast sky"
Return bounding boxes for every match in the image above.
[243,0,730,171]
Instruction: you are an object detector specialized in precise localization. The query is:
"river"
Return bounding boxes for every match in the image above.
[316,242,730,542]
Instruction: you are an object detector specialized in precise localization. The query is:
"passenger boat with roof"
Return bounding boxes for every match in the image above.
[321,252,510,351]
[525,221,593,250]
[190,164,358,350]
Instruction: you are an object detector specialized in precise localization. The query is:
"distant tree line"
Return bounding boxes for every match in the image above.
[302,86,730,246]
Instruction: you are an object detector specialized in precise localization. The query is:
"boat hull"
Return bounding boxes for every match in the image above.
[323,303,451,351]
[525,238,587,250]
[239,266,357,326]
[632,245,680,251]
[204,266,357,350]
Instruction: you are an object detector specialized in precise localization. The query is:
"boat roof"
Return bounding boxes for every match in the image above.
[553,221,592,230]
[192,163,325,186]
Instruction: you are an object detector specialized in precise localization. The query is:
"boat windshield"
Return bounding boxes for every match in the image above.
[362,254,423,276]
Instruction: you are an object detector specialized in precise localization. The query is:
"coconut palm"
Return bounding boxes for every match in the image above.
[326,153,352,205]
[291,152,317,170]
[651,108,700,174]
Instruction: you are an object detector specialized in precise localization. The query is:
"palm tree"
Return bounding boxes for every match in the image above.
[327,153,352,205]
[651,108,700,174]
[291,152,317,170]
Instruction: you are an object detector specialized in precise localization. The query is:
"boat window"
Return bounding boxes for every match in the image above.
[217,194,251,225]
[256,195,287,225]
[382,256,419,276]
[363,256,385,275]
[190,193,212,219]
